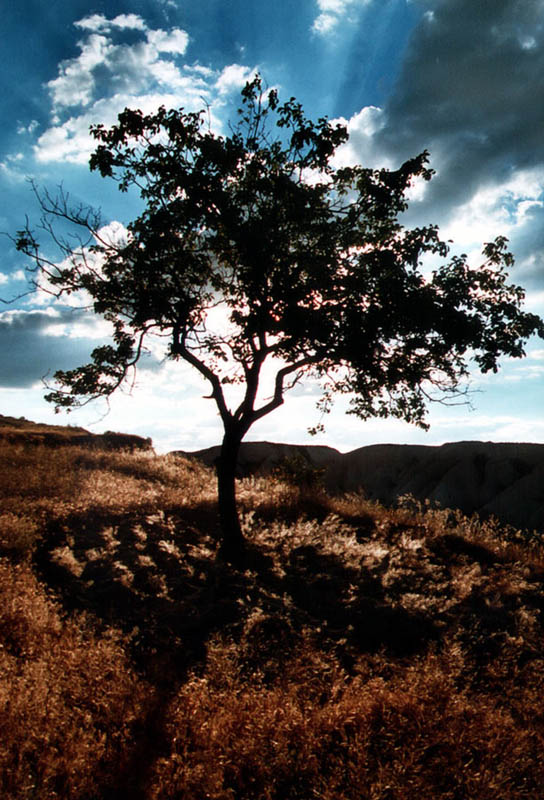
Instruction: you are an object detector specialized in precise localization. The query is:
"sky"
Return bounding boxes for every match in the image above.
[2,0,544,453]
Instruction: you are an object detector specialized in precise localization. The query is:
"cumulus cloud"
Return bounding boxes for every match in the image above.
[17,120,39,136]
[47,34,113,110]
[35,13,196,163]
[75,14,147,32]
[0,269,26,286]
[146,28,189,54]
[216,64,257,95]
[23,221,131,311]
[33,14,257,165]
[0,152,26,182]
[332,105,390,168]
[35,83,209,164]
[46,15,190,114]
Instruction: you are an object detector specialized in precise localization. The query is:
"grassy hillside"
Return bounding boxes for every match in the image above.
[0,414,152,450]
[2,432,544,799]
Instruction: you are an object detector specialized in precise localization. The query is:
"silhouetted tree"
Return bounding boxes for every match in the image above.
[16,76,544,561]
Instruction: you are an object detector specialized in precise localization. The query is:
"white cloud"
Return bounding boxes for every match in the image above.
[17,120,39,135]
[520,35,537,50]
[75,14,148,33]
[35,81,214,165]
[331,105,389,168]
[0,306,61,324]
[25,221,130,310]
[147,28,189,55]
[94,220,129,248]
[216,64,257,95]
[43,313,112,341]
[469,415,544,443]
[44,17,190,116]
[332,102,544,294]
[47,34,112,109]
[528,349,544,361]
[0,152,27,181]
[32,15,254,164]
[442,166,544,249]
[73,13,111,32]
[313,13,339,36]
[110,14,149,31]
[318,0,352,10]
[34,113,100,164]
[312,0,370,36]
[0,269,26,286]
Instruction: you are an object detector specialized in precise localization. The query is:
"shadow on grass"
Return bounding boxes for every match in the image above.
[283,544,439,660]
[31,498,540,799]
[34,503,236,684]
[34,500,441,688]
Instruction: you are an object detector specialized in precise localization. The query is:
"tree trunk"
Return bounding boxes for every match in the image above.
[216,428,246,563]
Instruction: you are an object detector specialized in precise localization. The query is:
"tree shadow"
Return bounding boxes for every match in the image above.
[280,544,440,662]
[34,504,441,688]
[30,507,473,798]
[34,504,248,684]
[33,503,260,799]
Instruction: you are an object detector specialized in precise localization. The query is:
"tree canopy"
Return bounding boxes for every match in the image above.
[16,76,544,560]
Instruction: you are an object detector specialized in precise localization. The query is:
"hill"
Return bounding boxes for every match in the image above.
[181,439,544,534]
[0,414,153,451]
[3,419,544,798]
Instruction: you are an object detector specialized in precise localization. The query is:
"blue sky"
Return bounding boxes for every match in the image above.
[2,0,544,453]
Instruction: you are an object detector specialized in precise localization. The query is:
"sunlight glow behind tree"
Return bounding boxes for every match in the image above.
[15,76,544,561]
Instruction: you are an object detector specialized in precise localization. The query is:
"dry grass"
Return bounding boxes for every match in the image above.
[0,558,153,800]
[2,435,544,798]
[0,443,215,555]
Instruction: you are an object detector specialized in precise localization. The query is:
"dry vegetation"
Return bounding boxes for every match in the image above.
[2,429,544,799]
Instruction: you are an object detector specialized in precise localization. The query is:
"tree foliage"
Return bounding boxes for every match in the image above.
[15,76,544,558]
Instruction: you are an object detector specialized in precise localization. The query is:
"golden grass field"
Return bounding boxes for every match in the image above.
[2,419,544,799]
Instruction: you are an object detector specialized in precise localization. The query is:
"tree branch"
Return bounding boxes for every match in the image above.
[172,327,232,426]
[250,357,317,423]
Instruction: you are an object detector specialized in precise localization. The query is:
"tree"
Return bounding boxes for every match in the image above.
[15,76,544,561]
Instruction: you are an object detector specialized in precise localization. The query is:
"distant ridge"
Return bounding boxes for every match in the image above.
[176,440,343,477]
[179,439,544,533]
